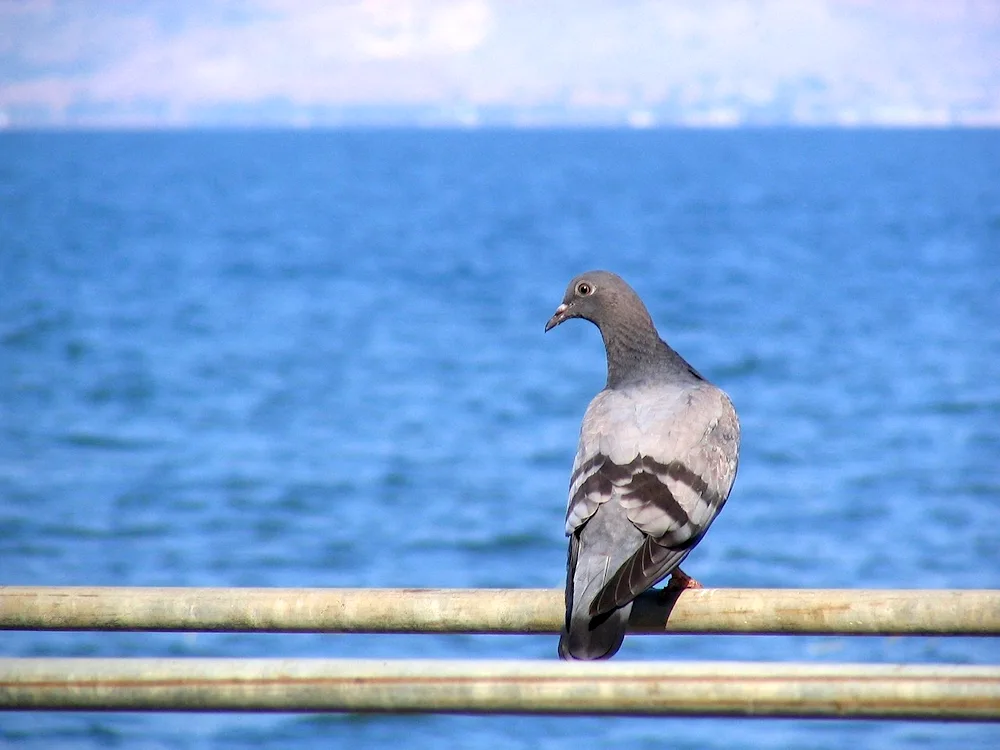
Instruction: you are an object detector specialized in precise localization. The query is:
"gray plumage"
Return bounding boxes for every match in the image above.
[545,270,740,660]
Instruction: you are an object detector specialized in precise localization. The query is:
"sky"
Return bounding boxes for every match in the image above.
[1,0,998,128]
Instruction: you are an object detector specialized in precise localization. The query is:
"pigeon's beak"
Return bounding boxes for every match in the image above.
[544,303,569,332]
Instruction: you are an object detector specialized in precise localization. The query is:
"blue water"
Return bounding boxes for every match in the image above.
[1,129,999,748]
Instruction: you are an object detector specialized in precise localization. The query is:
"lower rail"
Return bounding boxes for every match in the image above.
[2,658,998,720]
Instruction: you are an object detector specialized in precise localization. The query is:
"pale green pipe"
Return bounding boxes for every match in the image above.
[1,587,998,635]
[1,658,998,720]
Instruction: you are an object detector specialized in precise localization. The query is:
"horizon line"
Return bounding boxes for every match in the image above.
[3,122,999,133]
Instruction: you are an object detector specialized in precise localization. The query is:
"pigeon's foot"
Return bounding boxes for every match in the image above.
[667,568,703,591]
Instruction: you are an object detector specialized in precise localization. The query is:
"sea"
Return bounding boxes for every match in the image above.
[1,128,998,748]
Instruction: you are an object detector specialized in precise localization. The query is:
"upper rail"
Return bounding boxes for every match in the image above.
[2,587,998,635]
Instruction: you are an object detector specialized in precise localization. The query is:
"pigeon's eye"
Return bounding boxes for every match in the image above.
[576,282,593,296]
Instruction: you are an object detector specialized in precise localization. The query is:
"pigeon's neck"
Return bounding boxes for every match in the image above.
[600,317,702,389]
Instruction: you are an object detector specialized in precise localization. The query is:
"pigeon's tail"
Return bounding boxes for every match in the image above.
[559,599,632,660]
[558,503,643,660]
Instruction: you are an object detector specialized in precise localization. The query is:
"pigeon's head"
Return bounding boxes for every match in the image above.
[545,270,642,333]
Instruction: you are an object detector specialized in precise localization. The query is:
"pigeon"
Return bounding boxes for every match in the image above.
[545,270,740,660]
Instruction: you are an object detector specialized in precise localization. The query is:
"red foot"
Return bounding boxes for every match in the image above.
[666,568,703,591]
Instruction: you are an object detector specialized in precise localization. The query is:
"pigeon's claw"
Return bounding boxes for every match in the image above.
[666,568,703,591]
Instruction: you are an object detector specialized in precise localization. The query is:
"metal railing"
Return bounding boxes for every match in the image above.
[1,586,998,720]
[4,586,999,635]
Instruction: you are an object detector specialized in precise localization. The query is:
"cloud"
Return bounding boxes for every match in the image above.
[1,0,494,109]
[352,0,493,60]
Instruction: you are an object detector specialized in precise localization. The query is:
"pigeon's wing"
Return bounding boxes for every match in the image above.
[566,384,740,618]
[558,498,641,660]
[559,389,650,660]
